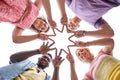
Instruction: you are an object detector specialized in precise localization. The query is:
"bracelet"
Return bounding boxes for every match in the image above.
[82,30,86,37]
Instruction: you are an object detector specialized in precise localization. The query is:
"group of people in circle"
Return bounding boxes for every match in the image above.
[0,0,120,80]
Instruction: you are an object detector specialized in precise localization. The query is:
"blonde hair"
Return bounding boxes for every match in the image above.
[75,47,94,63]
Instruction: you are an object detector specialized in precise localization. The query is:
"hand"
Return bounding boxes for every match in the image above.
[74,30,85,38]
[52,49,64,68]
[38,33,49,40]
[48,19,57,29]
[61,14,68,26]
[74,41,87,47]
[66,53,74,64]
[39,42,54,54]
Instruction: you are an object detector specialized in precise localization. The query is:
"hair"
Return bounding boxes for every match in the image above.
[47,53,52,59]
[30,17,50,33]
[75,47,94,63]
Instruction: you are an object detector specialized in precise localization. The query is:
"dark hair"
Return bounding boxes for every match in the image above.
[30,17,50,33]
[47,53,52,59]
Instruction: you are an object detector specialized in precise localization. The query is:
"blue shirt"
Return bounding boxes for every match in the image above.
[0,59,35,80]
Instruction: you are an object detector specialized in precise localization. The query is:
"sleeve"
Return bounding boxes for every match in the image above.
[94,18,107,29]
[82,71,93,80]
[46,73,51,80]
[98,49,112,55]
[65,0,72,6]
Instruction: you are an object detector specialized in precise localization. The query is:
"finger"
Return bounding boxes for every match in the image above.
[49,48,57,51]
[58,49,62,56]
[48,38,55,47]
[42,42,45,46]
[62,49,68,54]
[59,59,65,64]
[45,42,49,46]
[68,35,75,43]
[55,49,57,57]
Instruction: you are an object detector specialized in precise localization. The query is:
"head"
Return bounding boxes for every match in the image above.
[67,19,80,31]
[75,47,94,63]
[31,17,50,33]
[37,53,52,69]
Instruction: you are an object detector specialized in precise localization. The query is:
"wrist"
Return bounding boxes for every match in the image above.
[82,30,86,37]
[36,49,41,54]
[86,41,91,46]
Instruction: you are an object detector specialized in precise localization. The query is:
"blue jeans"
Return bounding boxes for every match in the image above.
[0,59,35,80]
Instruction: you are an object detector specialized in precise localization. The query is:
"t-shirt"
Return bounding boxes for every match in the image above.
[83,50,109,80]
[14,66,48,80]
[65,0,120,28]
[0,0,39,29]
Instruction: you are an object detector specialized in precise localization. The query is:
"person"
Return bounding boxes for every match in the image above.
[65,0,120,38]
[0,0,55,43]
[0,41,60,80]
[62,49,78,80]
[0,0,41,29]
[44,0,120,38]
[73,38,120,80]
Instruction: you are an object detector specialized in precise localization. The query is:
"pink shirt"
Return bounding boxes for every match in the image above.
[0,0,39,29]
[84,50,110,80]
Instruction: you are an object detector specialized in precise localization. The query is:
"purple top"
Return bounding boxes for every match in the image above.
[65,0,119,28]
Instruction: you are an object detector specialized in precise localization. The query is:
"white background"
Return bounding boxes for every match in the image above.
[0,0,120,80]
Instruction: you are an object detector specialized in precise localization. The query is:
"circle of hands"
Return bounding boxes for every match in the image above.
[38,17,84,67]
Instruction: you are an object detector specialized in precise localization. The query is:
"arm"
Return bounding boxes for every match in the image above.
[74,23,114,38]
[85,24,114,38]
[34,0,42,10]
[68,55,78,80]
[86,38,114,54]
[12,27,49,43]
[10,42,54,63]
[52,49,64,80]
[75,38,114,54]
[57,0,68,25]
[41,0,56,28]
[41,0,52,20]
[64,48,78,80]
[57,0,66,17]
[10,49,40,63]
[12,27,38,43]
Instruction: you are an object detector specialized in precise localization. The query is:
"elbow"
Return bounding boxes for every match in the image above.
[12,36,21,43]
[107,29,114,37]
[9,54,15,63]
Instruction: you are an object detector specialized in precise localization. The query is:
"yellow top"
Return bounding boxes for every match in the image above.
[14,66,46,80]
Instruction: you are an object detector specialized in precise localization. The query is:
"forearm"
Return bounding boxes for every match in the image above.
[85,30,108,38]
[86,38,113,46]
[34,0,42,10]
[12,34,38,43]
[41,0,52,20]
[86,38,114,53]
[70,63,78,80]
[10,49,40,63]
[85,24,114,38]
[52,67,59,80]
[57,0,66,16]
